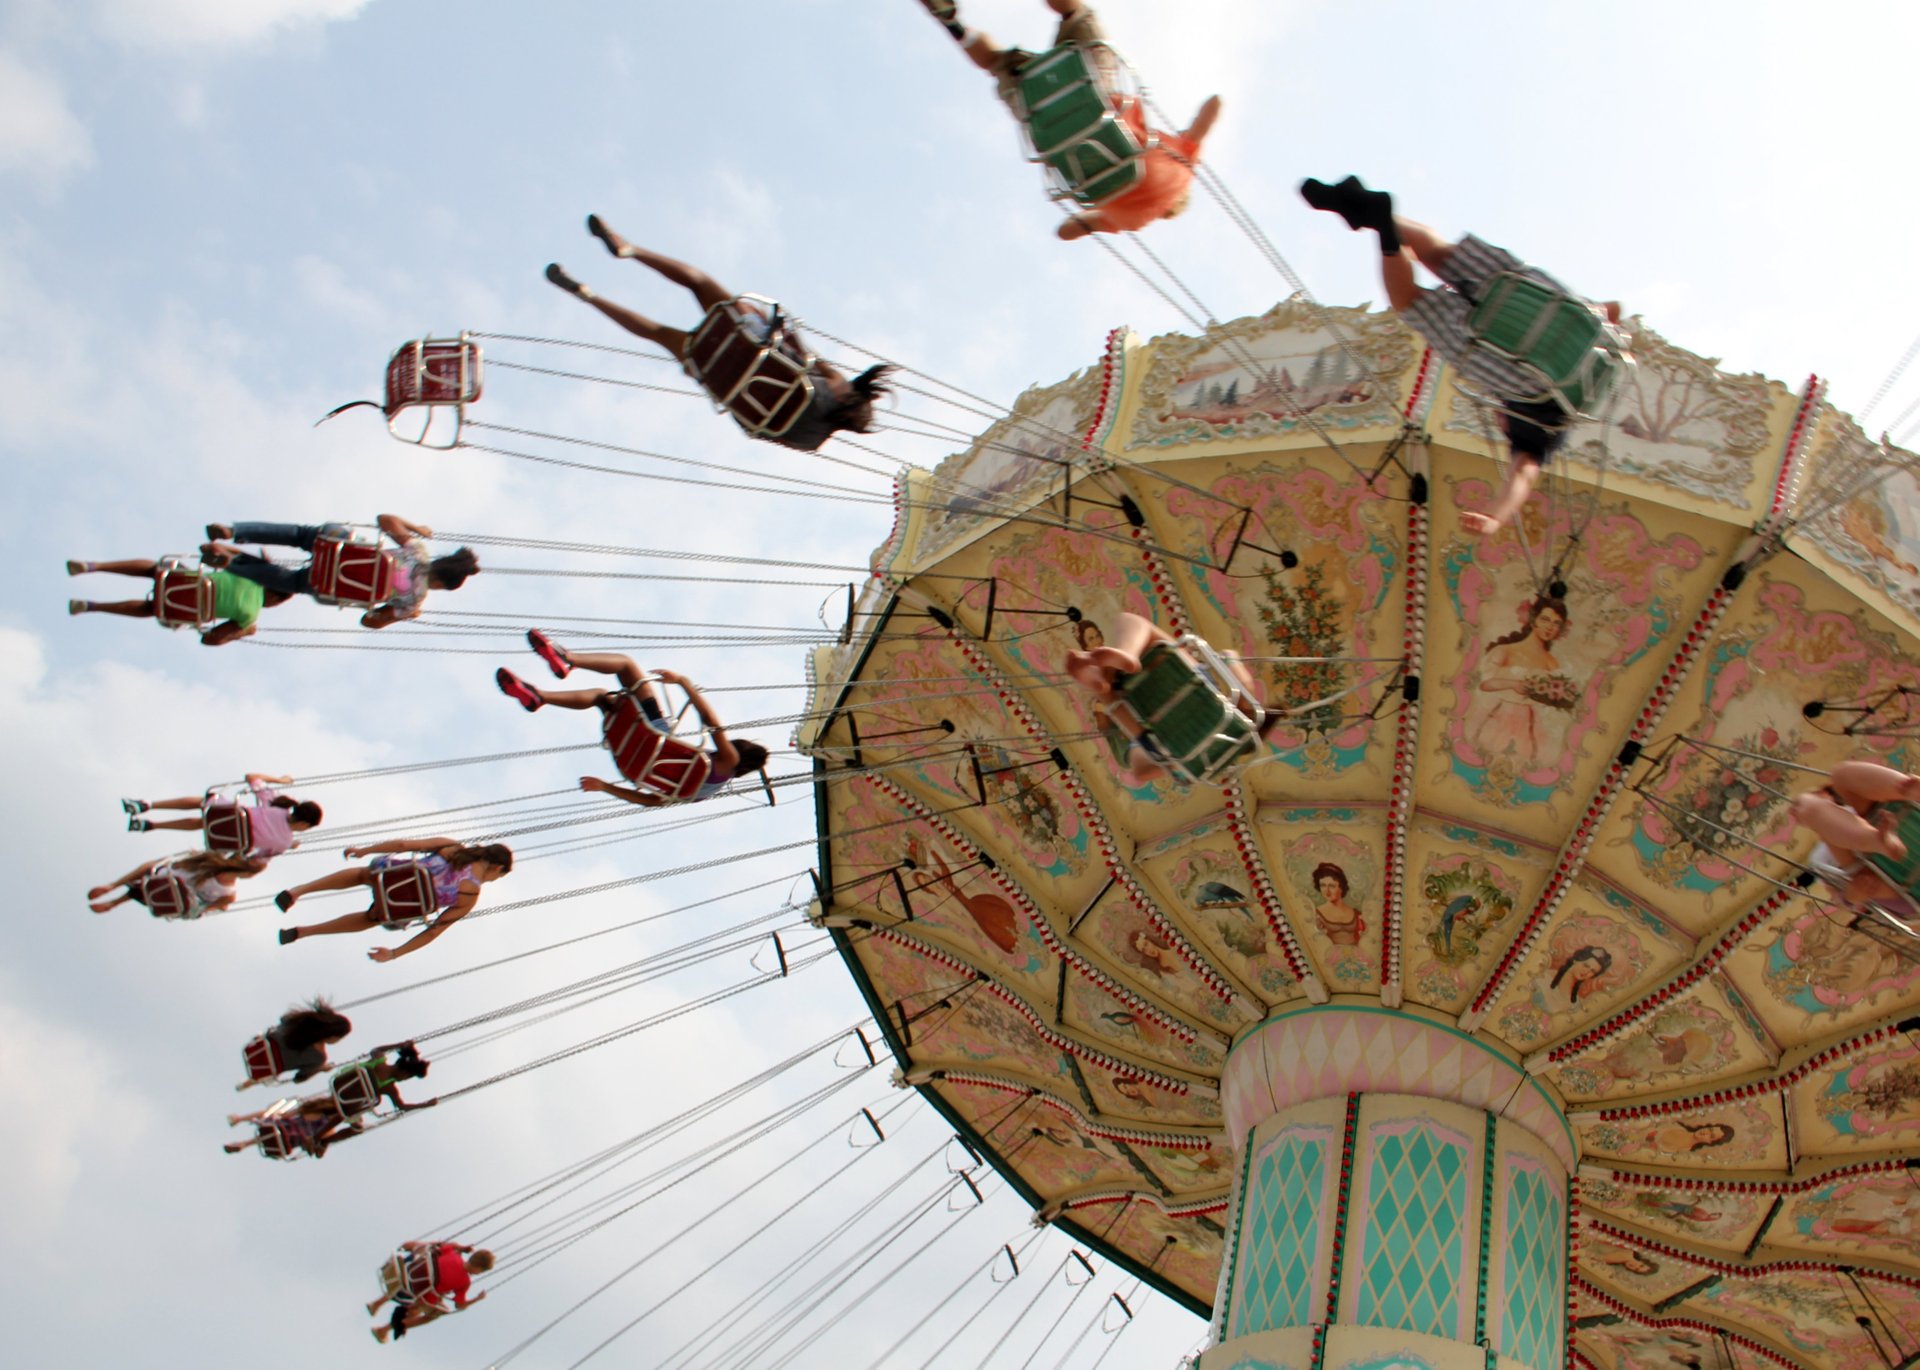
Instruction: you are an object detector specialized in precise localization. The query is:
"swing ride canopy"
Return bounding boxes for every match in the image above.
[798,300,1920,1368]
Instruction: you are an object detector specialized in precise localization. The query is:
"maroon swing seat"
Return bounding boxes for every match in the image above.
[255,1118,302,1162]
[138,869,199,920]
[240,1034,284,1088]
[379,1246,442,1305]
[153,558,217,630]
[331,1062,382,1117]
[202,801,254,858]
[324,335,482,449]
[602,692,713,802]
[681,296,816,442]
[309,531,398,608]
[372,861,442,926]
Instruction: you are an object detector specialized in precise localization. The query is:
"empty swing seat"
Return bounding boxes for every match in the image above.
[1107,637,1262,785]
[241,1035,284,1085]
[602,693,713,802]
[1465,273,1627,417]
[681,297,815,442]
[1013,44,1146,208]
[372,862,441,926]
[309,531,397,608]
[153,559,217,630]
[139,870,200,920]
[331,1063,381,1117]
[202,802,254,858]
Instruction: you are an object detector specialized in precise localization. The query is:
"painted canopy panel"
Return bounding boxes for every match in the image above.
[812,304,1920,1341]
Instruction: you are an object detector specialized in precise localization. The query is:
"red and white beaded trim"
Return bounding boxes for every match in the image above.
[1768,376,1826,521]
[1573,1279,1798,1370]
[1055,1188,1231,1219]
[1219,783,1316,991]
[858,772,1204,1043]
[1584,1155,1918,1198]
[929,1067,1216,1151]
[869,924,1194,1095]
[1579,1018,1910,1122]
[1468,380,1826,1024]
[1381,347,1438,1002]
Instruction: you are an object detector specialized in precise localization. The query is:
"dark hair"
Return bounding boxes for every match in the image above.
[1488,595,1570,652]
[1310,862,1349,899]
[428,547,480,591]
[280,998,352,1052]
[443,842,513,874]
[391,1042,430,1080]
[827,364,896,436]
[733,740,771,776]
[174,851,264,880]
[1680,1121,1735,1150]
[289,801,323,827]
[1547,945,1613,1001]
[1072,620,1105,651]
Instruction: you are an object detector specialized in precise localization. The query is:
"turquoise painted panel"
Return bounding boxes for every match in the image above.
[1354,1122,1468,1338]
[1499,1163,1565,1370]
[1231,1130,1329,1336]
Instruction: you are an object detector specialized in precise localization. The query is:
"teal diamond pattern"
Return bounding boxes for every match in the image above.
[1500,1166,1564,1370]
[1230,1132,1326,1336]
[1354,1124,1468,1338]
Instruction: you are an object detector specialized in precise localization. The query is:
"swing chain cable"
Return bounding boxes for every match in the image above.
[488,1091,917,1366]
[1858,328,1920,423]
[854,1221,1031,1370]
[425,1018,868,1240]
[909,1226,1054,1370]
[464,419,893,498]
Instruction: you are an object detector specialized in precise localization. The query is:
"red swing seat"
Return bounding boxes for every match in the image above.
[139,869,199,920]
[255,1119,302,1162]
[681,296,816,442]
[202,801,254,857]
[153,558,217,630]
[331,1063,382,1117]
[318,335,483,449]
[240,1034,284,1086]
[372,862,441,926]
[309,531,398,608]
[602,692,713,802]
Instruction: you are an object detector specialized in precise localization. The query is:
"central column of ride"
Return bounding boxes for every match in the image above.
[1202,1006,1572,1370]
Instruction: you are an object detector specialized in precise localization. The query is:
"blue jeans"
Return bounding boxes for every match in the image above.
[222,522,333,597]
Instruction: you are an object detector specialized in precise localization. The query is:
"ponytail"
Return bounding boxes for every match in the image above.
[442,842,513,874]
[429,548,480,591]
[829,364,896,436]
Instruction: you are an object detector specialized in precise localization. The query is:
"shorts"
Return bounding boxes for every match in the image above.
[993,5,1109,108]
[1501,398,1572,464]
[598,690,673,735]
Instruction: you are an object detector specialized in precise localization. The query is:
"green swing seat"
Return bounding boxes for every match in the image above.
[1861,801,1920,906]
[1465,272,1628,418]
[1012,44,1147,209]
[1106,636,1263,785]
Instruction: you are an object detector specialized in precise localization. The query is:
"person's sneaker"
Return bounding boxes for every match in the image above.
[917,0,961,24]
[128,817,151,832]
[274,891,296,913]
[206,523,233,541]
[68,599,90,615]
[545,262,588,297]
[527,629,573,679]
[277,927,298,945]
[585,214,632,259]
[497,668,545,712]
[121,798,148,814]
[65,560,92,576]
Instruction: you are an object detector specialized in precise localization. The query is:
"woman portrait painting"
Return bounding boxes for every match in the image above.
[1310,861,1364,946]
[1531,944,1614,1016]
[1468,595,1580,772]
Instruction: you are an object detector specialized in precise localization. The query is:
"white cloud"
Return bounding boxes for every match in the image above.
[88,0,375,53]
[0,49,92,183]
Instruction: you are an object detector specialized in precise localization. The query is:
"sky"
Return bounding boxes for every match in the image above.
[1,2,1916,1367]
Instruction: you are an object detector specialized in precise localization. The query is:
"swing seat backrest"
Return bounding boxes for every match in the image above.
[1108,639,1260,785]
[242,1035,284,1083]
[372,862,440,926]
[380,1248,441,1303]
[682,298,815,441]
[202,802,253,858]
[1862,802,1920,907]
[154,561,216,630]
[385,338,483,412]
[331,1063,382,1117]
[1466,273,1625,417]
[309,534,397,608]
[256,1121,300,1162]
[140,870,199,920]
[1013,44,1146,208]
[602,695,713,802]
